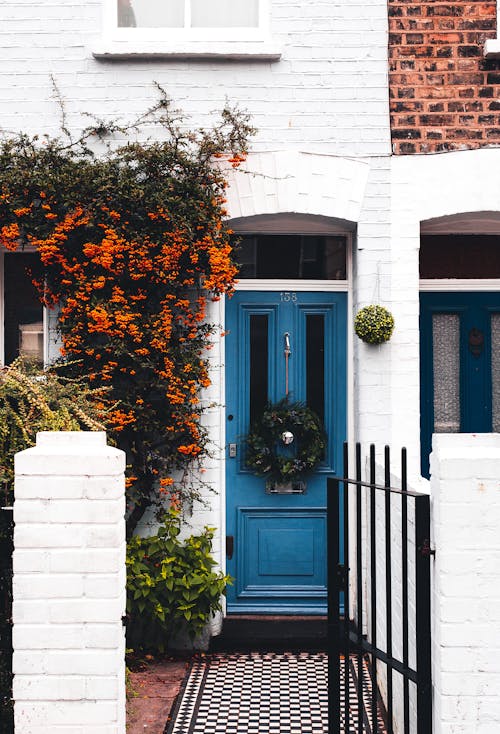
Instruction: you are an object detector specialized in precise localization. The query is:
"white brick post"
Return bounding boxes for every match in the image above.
[12,432,126,734]
[430,434,500,734]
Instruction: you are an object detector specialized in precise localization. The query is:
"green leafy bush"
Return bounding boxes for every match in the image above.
[126,508,230,650]
[0,359,104,497]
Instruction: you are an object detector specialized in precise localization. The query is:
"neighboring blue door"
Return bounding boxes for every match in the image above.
[420,291,500,476]
[225,290,347,613]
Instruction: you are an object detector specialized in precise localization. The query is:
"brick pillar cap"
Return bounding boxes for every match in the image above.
[14,431,125,474]
[36,430,107,448]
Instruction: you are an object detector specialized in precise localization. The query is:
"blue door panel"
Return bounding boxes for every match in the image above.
[225,290,347,613]
[236,509,327,591]
[420,291,500,477]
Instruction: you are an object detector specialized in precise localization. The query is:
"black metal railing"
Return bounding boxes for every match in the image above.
[0,493,13,734]
[328,443,432,734]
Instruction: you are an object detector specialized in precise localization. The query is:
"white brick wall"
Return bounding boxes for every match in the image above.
[430,433,500,734]
[0,0,390,156]
[13,431,126,734]
[0,0,393,575]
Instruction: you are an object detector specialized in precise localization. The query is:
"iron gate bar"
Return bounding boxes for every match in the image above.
[384,446,393,734]
[369,445,377,734]
[415,495,432,733]
[327,465,340,734]
[401,448,410,734]
[344,634,418,682]
[356,445,363,734]
[328,443,433,734]
[343,443,350,727]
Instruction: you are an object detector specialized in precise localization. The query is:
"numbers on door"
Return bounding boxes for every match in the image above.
[280,292,298,303]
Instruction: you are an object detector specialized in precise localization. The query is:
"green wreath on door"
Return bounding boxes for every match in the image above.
[245,398,326,485]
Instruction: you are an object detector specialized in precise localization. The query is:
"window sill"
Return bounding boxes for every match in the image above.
[484,38,500,58]
[92,40,282,61]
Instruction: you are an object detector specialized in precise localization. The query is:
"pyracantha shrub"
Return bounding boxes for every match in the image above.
[354,305,395,345]
[0,88,255,534]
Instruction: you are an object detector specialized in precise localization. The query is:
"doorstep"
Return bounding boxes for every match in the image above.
[210,614,328,652]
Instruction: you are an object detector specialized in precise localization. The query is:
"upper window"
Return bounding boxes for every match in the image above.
[93,0,281,60]
[94,0,279,59]
[117,0,259,30]
[235,235,347,280]
[420,235,500,279]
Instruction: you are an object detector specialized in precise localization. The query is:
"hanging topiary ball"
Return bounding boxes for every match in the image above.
[354,305,395,345]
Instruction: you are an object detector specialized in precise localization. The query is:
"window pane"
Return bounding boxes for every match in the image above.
[249,315,268,425]
[4,254,44,365]
[118,0,184,28]
[191,0,258,27]
[432,314,460,433]
[234,235,347,280]
[237,237,257,278]
[420,235,500,279]
[306,315,325,422]
[492,313,500,433]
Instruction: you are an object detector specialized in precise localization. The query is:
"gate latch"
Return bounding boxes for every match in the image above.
[226,535,234,560]
[336,564,348,587]
[418,539,435,558]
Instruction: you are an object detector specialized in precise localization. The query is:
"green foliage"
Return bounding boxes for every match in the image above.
[354,305,395,345]
[245,398,327,485]
[126,507,230,650]
[0,359,104,499]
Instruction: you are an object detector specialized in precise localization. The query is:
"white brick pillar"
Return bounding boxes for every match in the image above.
[430,433,500,734]
[12,432,126,734]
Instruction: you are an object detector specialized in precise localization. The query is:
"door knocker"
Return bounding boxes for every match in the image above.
[468,328,484,358]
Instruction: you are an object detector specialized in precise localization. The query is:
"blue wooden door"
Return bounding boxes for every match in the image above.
[420,291,500,476]
[225,290,347,613]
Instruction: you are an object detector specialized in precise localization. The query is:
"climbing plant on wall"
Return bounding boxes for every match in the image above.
[0,89,254,534]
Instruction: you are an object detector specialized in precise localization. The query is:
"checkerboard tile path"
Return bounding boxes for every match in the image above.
[166,651,387,734]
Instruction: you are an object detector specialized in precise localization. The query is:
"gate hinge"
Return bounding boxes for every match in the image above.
[336,564,349,587]
[418,539,435,558]
[226,535,234,560]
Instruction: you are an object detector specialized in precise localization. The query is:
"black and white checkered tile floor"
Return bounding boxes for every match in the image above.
[166,652,387,734]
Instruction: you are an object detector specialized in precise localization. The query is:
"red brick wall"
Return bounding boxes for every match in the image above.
[389,1,500,153]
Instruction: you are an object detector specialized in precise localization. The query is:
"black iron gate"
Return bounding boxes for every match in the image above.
[328,444,432,734]
[0,494,13,734]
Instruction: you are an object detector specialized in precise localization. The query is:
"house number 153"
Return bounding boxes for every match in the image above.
[280,292,298,302]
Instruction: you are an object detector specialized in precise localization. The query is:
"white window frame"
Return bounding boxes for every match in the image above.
[93,0,281,60]
[484,0,500,57]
